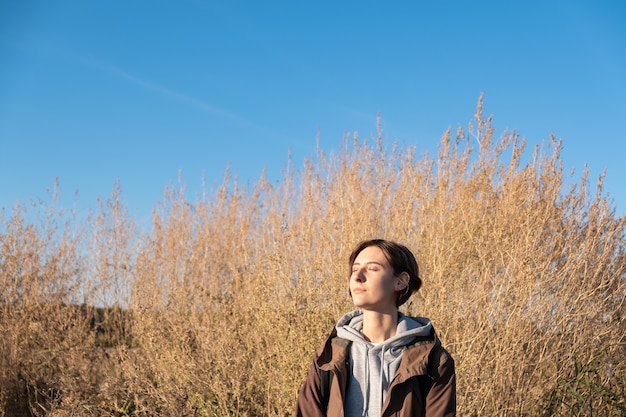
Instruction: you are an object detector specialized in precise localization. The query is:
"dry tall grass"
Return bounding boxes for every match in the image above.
[1,97,624,416]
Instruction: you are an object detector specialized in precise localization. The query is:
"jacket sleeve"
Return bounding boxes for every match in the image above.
[425,346,456,417]
[294,352,326,417]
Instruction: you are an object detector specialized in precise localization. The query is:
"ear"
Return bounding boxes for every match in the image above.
[395,271,409,290]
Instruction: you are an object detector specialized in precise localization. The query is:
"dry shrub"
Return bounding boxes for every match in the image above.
[0,96,624,416]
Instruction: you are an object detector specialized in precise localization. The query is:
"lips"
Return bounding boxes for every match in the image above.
[351,287,365,294]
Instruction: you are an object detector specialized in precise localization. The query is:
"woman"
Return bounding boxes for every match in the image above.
[295,239,456,417]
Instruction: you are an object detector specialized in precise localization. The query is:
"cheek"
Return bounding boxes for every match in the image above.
[383,277,399,294]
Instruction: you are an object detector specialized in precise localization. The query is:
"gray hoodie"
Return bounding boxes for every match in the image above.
[335,309,433,417]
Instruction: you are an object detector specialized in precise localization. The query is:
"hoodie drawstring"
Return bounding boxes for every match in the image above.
[363,345,370,417]
[380,345,387,413]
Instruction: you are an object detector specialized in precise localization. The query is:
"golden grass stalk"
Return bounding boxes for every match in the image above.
[1,97,624,416]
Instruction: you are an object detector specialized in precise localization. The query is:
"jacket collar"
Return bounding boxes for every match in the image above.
[316,326,440,378]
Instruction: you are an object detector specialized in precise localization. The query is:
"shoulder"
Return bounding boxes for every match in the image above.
[428,343,455,380]
[314,330,351,370]
[402,330,455,377]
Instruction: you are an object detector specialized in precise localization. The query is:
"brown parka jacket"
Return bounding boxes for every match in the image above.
[294,325,456,417]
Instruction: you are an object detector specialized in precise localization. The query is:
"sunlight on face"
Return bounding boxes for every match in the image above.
[349,246,398,312]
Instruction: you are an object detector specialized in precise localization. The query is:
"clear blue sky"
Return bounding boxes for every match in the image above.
[1,1,625,226]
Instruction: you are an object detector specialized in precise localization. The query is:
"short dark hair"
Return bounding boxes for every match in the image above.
[348,239,422,307]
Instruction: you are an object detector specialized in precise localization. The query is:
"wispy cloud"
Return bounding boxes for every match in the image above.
[4,35,304,151]
[3,35,239,121]
[86,57,305,150]
[91,60,240,121]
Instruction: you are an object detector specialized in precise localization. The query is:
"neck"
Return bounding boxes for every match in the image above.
[361,308,399,343]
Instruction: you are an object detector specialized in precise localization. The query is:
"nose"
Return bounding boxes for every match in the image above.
[351,267,365,282]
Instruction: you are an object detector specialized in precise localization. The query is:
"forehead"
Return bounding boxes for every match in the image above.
[353,246,390,264]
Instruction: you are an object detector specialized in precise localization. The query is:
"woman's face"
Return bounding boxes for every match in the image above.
[349,245,400,312]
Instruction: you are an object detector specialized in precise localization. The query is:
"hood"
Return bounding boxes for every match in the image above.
[335,309,433,349]
[335,309,433,417]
